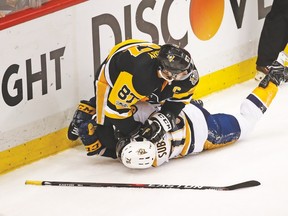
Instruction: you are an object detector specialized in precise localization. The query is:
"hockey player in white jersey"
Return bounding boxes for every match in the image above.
[77,51,288,169]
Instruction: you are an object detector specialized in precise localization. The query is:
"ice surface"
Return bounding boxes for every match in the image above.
[1,80,288,216]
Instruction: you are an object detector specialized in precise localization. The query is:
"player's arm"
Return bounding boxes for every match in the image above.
[78,120,117,158]
[140,69,199,143]
[162,67,199,117]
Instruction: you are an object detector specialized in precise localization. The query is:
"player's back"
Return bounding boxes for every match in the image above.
[108,42,164,96]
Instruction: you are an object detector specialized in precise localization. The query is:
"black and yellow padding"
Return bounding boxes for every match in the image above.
[78,102,96,115]
[85,140,102,153]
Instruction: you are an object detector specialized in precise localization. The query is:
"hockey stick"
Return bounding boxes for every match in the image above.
[25,180,260,191]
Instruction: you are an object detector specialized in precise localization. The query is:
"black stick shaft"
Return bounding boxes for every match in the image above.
[25,180,260,191]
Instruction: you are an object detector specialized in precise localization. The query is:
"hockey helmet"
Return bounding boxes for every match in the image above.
[157,44,193,74]
[120,140,156,169]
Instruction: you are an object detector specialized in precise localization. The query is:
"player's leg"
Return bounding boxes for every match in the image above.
[255,1,288,81]
[236,51,288,139]
[203,113,241,150]
[204,52,288,149]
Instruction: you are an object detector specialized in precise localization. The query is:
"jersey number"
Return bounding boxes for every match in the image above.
[118,85,139,103]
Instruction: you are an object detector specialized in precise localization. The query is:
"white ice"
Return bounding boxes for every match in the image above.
[1,80,288,216]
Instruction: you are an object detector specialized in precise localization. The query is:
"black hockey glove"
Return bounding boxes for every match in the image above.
[139,111,176,143]
[67,98,96,141]
[259,60,288,88]
[78,120,106,156]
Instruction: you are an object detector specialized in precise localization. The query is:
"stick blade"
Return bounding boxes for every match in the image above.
[224,180,261,191]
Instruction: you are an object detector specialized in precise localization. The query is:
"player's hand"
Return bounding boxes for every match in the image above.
[139,111,175,143]
[78,120,103,156]
[139,120,165,143]
[67,99,96,141]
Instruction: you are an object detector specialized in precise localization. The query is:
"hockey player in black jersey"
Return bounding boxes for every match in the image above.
[73,51,287,169]
[67,39,200,151]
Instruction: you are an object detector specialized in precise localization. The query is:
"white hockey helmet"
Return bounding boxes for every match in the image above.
[120,140,156,169]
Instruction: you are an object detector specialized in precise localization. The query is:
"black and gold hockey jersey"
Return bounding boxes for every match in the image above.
[94,39,199,135]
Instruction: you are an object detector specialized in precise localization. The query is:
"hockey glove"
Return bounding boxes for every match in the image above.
[78,120,104,156]
[67,98,96,141]
[190,99,204,107]
[139,111,176,143]
[259,51,288,88]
